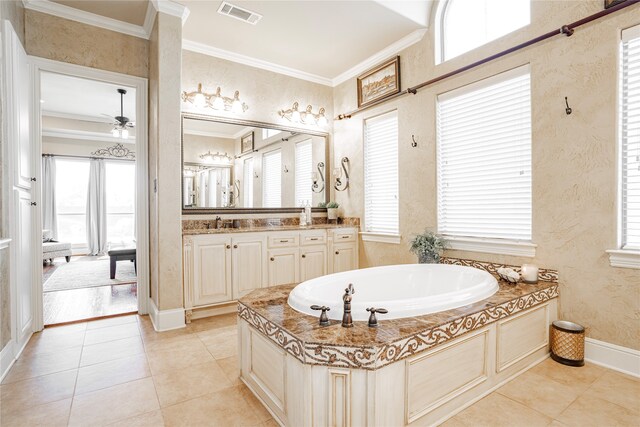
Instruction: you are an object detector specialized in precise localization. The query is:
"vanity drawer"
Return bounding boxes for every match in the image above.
[300,231,326,246]
[268,234,299,248]
[333,229,357,242]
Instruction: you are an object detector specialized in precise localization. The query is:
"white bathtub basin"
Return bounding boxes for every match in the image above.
[287,264,499,321]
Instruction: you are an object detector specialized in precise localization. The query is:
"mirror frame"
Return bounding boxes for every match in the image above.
[181,113,330,214]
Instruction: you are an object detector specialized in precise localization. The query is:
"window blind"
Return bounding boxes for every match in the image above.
[621,26,640,249]
[437,66,532,240]
[262,150,282,208]
[295,139,313,207]
[243,157,254,208]
[364,110,399,235]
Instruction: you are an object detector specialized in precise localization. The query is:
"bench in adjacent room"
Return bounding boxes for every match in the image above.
[107,248,137,279]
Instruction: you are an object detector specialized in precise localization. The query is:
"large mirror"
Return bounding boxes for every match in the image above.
[182,114,329,212]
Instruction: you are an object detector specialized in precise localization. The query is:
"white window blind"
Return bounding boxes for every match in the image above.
[437,66,532,240]
[295,139,313,207]
[243,157,254,208]
[364,110,399,235]
[262,150,281,208]
[621,26,640,250]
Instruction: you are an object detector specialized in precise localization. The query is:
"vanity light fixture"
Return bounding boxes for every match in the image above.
[311,161,325,193]
[278,102,328,126]
[199,150,232,164]
[182,83,249,113]
[334,157,350,191]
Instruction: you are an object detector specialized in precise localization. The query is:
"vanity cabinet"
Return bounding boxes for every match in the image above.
[183,227,358,321]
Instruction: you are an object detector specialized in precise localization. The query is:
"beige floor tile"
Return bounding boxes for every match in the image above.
[556,394,640,426]
[200,327,238,359]
[42,322,88,335]
[153,361,233,407]
[68,377,159,427]
[80,335,145,367]
[0,397,72,427]
[261,419,279,427]
[106,409,165,427]
[147,345,214,376]
[0,369,77,416]
[161,386,262,427]
[583,370,640,413]
[2,346,82,384]
[217,355,242,386]
[86,314,139,330]
[187,313,237,333]
[238,384,273,422]
[529,359,606,394]
[497,370,580,418]
[84,322,140,346]
[140,326,192,344]
[75,354,151,395]
[142,333,203,354]
[454,393,552,427]
[23,330,85,355]
[438,416,469,427]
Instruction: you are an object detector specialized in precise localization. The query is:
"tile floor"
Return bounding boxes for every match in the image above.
[1,313,638,427]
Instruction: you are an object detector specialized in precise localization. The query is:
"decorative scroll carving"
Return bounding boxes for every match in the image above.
[91,143,135,159]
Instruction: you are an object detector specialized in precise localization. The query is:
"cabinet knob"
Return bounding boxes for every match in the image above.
[226,245,231,249]
[301,254,306,258]
[233,244,238,249]
[270,257,275,261]
[335,251,339,255]
[30,177,36,182]
[30,202,37,206]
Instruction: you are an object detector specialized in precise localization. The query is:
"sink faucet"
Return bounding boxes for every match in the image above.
[342,283,355,328]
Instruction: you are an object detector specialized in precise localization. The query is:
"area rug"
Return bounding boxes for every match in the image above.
[43,258,136,292]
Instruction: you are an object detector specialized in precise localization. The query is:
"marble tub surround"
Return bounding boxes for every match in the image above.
[238,278,558,370]
[441,257,559,283]
[182,216,360,234]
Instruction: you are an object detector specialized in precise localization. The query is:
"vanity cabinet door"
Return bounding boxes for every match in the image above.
[193,235,232,306]
[268,248,299,286]
[232,235,266,299]
[332,243,357,274]
[300,245,327,282]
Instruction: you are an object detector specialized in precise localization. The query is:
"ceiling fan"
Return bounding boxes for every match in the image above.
[105,88,134,139]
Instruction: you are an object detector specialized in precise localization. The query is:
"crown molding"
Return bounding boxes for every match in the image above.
[143,1,157,36]
[23,0,149,39]
[331,28,427,86]
[151,0,190,24]
[43,128,135,144]
[42,110,114,124]
[182,39,334,87]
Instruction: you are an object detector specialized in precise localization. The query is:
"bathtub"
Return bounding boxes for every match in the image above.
[288,263,499,321]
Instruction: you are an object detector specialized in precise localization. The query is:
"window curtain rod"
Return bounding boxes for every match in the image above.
[336,0,639,120]
[42,153,135,162]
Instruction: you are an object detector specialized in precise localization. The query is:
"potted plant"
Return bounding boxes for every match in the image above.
[326,201,339,221]
[410,230,448,264]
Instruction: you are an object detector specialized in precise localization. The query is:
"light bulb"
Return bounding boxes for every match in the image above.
[304,113,316,124]
[232,99,243,114]
[121,128,129,139]
[193,92,206,109]
[291,109,301,122]
[213,96,224,110]
[318,115,328,126]
[333,167,342,178]
[112,128,120,138]
[311,172,318,181]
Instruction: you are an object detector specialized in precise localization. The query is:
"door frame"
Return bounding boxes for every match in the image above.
[30,57,150,329]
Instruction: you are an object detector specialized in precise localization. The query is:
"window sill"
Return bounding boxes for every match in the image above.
[360,232,401,244]
[606,249,640,269]
[444,236,536,257]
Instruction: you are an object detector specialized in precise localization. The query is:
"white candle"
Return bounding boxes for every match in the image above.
[521,264,539,283]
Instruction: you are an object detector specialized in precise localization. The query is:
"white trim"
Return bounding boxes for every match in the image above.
[585,338,640,378]
[42,110,114,124]
[42,128,136,143]
[622,23,640,42]
[0,340,17,382]
[151,0,190,24]
[148,299,186,332]
[360,232,401,244]
[182,39,333,87]
[23,0,149,39]
[332,29,427,86]
[444,236,537,257]
[0,238,11,250]
[142,1,157,37]
[606,249,640,269]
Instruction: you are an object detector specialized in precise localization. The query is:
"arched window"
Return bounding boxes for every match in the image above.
[437,0,530,63]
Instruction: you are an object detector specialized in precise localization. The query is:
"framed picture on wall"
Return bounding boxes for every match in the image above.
[357,56,401,108]
[604,0,626,8]
[241,131,254,154]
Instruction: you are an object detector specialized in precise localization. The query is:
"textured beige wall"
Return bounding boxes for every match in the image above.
[332,1,640,349]
[24,10,148,78]
[148,13,183,311]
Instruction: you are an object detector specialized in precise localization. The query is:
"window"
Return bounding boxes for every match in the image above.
[262,128,280,140]
[55,159,90,245]
[364,110,399,237]
[295,139,313,207]
[619,25,640,250]
[437,66,532,245]
[243,157,254,208]
[105,162,135,248]
[438,0,529,63]
[262,149,282,208]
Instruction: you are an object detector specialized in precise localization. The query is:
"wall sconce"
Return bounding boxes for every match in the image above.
[333,157,349,191]
[182,83,249,113]
[278,102,328,126]
[199,150,232,164]
[312,161,325,193]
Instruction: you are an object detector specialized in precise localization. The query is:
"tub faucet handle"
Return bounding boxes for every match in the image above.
[310,305,331,326]
[366,307,388,327]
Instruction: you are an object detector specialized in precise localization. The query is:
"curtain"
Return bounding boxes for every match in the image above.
[42,156,58,240]
[86,159,107,255]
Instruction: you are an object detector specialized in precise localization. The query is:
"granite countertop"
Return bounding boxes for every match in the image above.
[237,274,559,369]
[183,223,358,235]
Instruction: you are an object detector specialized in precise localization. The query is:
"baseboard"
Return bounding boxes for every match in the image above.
[148,298,186,332]
[0,340,17,382]
[585,338,640,378]
[190,302,237,321]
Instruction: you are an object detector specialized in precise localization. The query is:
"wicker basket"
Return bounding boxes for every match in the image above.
[550,320,585,367]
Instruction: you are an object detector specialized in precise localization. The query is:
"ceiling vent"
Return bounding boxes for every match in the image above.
[217,2,262,25]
